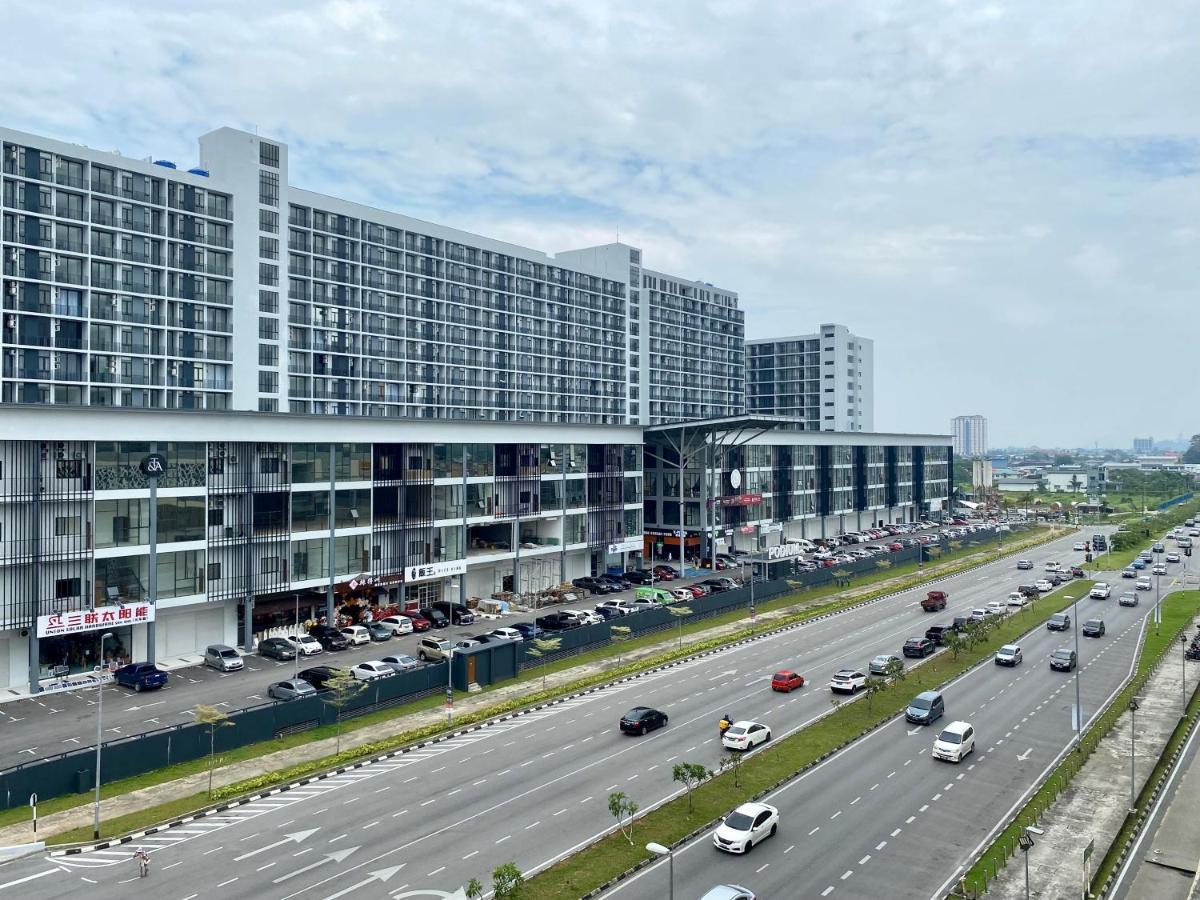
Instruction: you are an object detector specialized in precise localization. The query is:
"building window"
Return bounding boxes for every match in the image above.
[258,317,279,340]
[258,289,278,313]
[259,397,278,412]
[259,236,279,260]
[207,561,222,581]
[259,209,279,233]
[55,515,81,536]
[260,556,280,574]
[258,343,279,366]
[55,577,82,598]
[259,370,279,393]
[259,142,280,168]
[259,170,279,206]
[259,262,279,286]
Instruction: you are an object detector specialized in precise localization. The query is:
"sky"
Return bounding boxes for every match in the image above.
[0,0,1196,448]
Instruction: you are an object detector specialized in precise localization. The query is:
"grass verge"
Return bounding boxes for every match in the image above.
[518,581,1099,900]
[953,590,1200,898]
[29,527,1062,844]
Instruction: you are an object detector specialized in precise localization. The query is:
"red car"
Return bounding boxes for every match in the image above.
[771,670,805,692]
[652,566,677,581]
[398,611,432,632]
[686,583,709,597]
[888,542,904,552]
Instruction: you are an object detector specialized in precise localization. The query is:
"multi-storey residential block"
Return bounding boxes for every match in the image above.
[952,415,988,458]
[746,324,873,430]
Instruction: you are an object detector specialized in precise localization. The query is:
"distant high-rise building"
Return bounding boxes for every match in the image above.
[952,415,988,457]
[1132,437,1154,453]
[746,324,874,431]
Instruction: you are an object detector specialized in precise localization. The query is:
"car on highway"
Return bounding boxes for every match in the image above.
[869,654,903,675]
[267,679,318,701]
[1082,618,1106,638]
[905,690,945,725]
[932,720,975,763]
[1153,542,1166,553]
[1089,583,1111,600]
[619,706,668,735]
[379,654,421,672]
[921,590,948,612]
[1136,577,1153,591]
[829,669,868,693]
[114,662,168,692]
[365,622,394,642]
[377,615,416,635]
[985,601,1007,617]
[308,624,350,651]
[1119,592,1139,607]
[903,636,935,658]
[698,887,757,900]
[722,720,772,751]
[257,636,298,661]
[1122,567,1138,579]
[1153,564,1168,576]
[204,644,244,672]
[1047,612,1071,631]
[925,625,953,646]
[1167,552,1181,563]
[1073,542,1085,551]
[350,660,395,681]
[969,608,988,623]
[1131,558,1147,570]
[995,644,1023,666]
[297,665,346,690]
[712,801,779,854]
[770,670,805,692]
[1050,649,1077,671]
[1006,592,1029,608]
[285,633,325,656]
[1017,559,1034,570]
[1045,561,1061,572]
[340,625,371,646]
[1034,579,1054,592]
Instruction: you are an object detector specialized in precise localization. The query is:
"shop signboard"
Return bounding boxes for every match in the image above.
[607,538,643,554]
[766,543,806,561]
[719,493,763,507]
[404,559,468,584]
[37,602,155,638]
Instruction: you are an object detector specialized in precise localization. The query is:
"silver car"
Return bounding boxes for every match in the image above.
[268,678,318,701]
[204,644,244,672]
[379,654,421,672]
[869,654,902,676]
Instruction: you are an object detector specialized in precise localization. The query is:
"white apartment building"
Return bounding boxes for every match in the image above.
[746,324,874,431]
[952,415,988,457]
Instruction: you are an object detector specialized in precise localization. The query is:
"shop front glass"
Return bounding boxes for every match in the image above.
[39,626,133,678]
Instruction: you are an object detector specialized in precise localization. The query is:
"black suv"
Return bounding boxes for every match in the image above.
[624,570,654,585]
[308,624,349,651]
[925,624,953,646]
[297,665,346,690]
[536,611,581,631]
[903,637,935,658]
[432,601,475,626]
[572,576,612,595]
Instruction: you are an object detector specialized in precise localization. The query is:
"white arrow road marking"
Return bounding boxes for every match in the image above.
[908,727,921,735]
[318,865,405,900]
[392,889,469,899]
[1017,747,1033,761]
[272,847,359,883]
[234,828,319,861]
[0,868,62,891]
[708,670,737,680]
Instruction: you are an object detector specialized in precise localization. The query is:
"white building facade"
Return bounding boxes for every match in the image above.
[951,415,988,457]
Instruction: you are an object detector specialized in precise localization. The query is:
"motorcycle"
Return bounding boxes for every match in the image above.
[718,717,733,736]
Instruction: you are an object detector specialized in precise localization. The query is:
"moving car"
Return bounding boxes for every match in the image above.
[1122,567,1138,579]
[712,802,779,854]
[905,690,944,725]
[921,590,948,612]
[1119,592,1139,607]
[1047,612,1071,631]
[932,720,975,763]
[1082,618,1106,638]
[257,637,297,661]
[350,660,396,681]
[114,662,168,692]
[1167,552,1181,563]
[829,669,867,693]
[869,654,903,676]
[995,644,1023,666]
[619,706,668,735]
[1016,559,1034,570]
[722,720,771,751]
[1089,583,1111,600]
[285,633,324,656]
[204,644,244,672]
[925,625,953,646]
[903,636,935,658]
[1073,542,1085,551]
[698,887,757,900]
[1050,649,1077,671]
[1153,564,1168,576]
[1034,579,1054,592]
[770,670,805,692]
[1136,577,1153,591]
[267,679,317,701]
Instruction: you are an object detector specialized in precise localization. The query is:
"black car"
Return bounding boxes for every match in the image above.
[1047,613,1070,632]
[258,637,297,661]
[572,576,612,595]
[297,665,347,690]
[469,633,496,644]
[903,637,935,658]
[619,706,668,736]
[308,624,349,651]
[536,612,581,631]
[1082,619,1106,638]
[598,574,632,591]
[423,607,450,628]
[624,570,654,585]
[511,622,543,641]
[925,624,953,646]
[701,579,730,593]
[951,615,970,632]
[593,605,626,620]
[366,622,394,642]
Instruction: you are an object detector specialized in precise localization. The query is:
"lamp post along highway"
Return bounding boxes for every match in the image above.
[93,631,113,840]
[1182,634,1188,719]
[646,842,674,900]
[1129,698,1139,812]
[1073,594,1082,748]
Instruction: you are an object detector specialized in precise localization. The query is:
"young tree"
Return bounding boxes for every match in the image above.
[831,569,853,588]
[608,791,639,845]
[525,636,563,691]
[665,605,693,650]
[609,624,632,667]
[884,657,906,685]
[718,748,744,789]
[926,546,943,561]
[672,761,712,813]
[943,629,965,661]
[862,674,887,712]
[875,558,893,573]
[322,668,367,754]
[194,704,233,798]
[465,877,484,899]
[492,861,524,899]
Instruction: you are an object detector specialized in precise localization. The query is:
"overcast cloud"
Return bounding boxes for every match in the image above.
[1,0,1195,448]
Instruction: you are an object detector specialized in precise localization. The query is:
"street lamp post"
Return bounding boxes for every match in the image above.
[1182,634,1189,719]
[93,631,113,840]
[646,842,673,900]
[446,647,455,724]
[1129,698,1139,812]
[1018,826,1041,900]
[1073,595,1082,749]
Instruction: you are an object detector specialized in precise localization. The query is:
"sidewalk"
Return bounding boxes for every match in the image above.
[988,617,1198,900]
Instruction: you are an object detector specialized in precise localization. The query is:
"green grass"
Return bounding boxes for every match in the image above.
[956,590,1200,898]
[519,581,1099,899]
[29,526,1063,845]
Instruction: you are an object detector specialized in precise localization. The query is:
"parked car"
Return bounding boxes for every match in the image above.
[379,654,421,672]
[593,605,627,620]
[652,565,679,580]
[597,573,633,592]
[377,615,416,635]
[257,636,297,661]
[1047,612,1071,632]
[624,570,654,585]
[712,802,779,854]
[1006,592,1029,608]
[511,622,543,641]
[537,611,584,631]
[267,678,317,701]
[770,670,805,692]
[619,706,668,735]
[114,662,168,692]
[995,644,1023,666]
[432,601,475,626]
[416,636,452,662]
[573,576,612,595]
[309,624,350,651]
[722,720,771,751]
[297,665,346,690]
[422,607,450,628]
[365,622,394,642]
[932,720,976,763]
[595,599,636,616]
[575,610,604,626]
[903,636,935,658]
[829,669,867,693]
[348,661,395,682]
[204,644,244,673]
[1050,648,1077,671]
[285,633,324,656]
[1082,618,1106,638]
[869,654,903,675]
[490,627,524,642]
[339,625,371,646]
[984,601,1007,616]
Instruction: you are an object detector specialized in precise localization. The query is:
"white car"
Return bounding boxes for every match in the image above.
[1006,592,1029,608]
[285,633,324,656]
[671,588,694,602]
[350,661,395,681]
[1136,577,1153,591]
[1152,564,1167,576]
[489,627,524,642]
[1044,561,1061,572]
[1167,553,1181,563]
[595,599,635,616]
[932,720,976,763]
[1089,583,1111,600]
[1073,542,1085,551]
[1034,579,1054,593]
[712,802,780,854]
[377,616,415,636]
[969,608,988,622]
[721,720,771,751]
[829,669,867,693]
[984,601,1007,616]
[339,625,371,646]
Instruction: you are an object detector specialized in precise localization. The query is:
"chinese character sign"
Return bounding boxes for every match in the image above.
[37,602,155,637]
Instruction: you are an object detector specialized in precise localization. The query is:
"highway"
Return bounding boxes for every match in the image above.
[0,527,1114,899]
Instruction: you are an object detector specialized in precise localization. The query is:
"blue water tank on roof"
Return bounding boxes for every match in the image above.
[187,168,210,177]
[153,159,177,169]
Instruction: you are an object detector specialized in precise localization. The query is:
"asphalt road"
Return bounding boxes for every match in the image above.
[0,526,972,766]
[0,528,1096,899]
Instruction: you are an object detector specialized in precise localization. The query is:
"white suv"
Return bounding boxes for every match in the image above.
[933,720,975,763]
[1089,583,1111,600]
